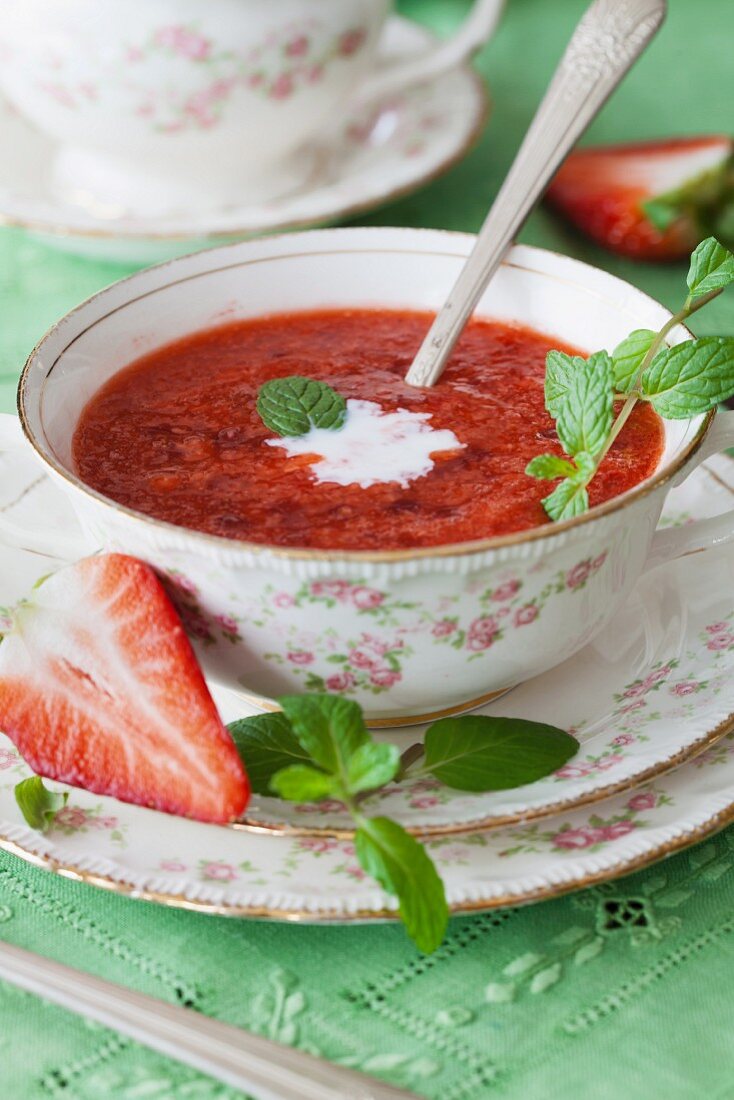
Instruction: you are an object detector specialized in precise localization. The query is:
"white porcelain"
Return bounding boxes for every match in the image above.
[0,473,732,917]
[3,443,732,836]
[0,0,502,215]
[1,229,733,725]
[0,18,489,265]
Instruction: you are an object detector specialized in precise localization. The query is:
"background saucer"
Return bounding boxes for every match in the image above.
[0,18,488,263]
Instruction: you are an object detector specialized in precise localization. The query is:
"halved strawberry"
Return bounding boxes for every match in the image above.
[545,136,734,260]
[0,554,249,823]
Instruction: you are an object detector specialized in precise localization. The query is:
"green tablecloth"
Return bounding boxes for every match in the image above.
[2,2,734,1096]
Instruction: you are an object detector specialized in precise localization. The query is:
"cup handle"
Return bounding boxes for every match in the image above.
[0,413,88,561]
[643,411,734,573]
[357,0,505,104]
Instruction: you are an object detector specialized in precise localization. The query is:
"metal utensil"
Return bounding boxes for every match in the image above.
[0,940,419,1100]
[404,0,667,388]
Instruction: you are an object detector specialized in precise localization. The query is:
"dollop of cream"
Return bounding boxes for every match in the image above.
[266,398,465,488]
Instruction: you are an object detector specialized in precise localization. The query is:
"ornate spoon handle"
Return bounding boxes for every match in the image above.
[404,0,667,388]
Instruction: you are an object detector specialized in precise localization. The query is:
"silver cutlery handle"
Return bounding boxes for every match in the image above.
[0,940,419,1100]
[404,0,667,388]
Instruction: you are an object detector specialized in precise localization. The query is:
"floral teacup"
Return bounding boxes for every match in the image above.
[1,228,733,725]
[0,0,503,213]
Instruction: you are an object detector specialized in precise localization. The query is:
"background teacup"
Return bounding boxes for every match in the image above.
[0,0,504,215]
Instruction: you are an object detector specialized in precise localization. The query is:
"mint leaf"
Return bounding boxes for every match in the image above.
[279,694,369,781]
[257,376,347,437]
[687,238,734,300]
[555,351,614,458]
[355,817,448,954]
[543,477,588,522]
[540,450,595,521]
[270,765,335,802]
[641,337,734,417]
[228,713,313,796]
[423,716,578,791]
[544,350,578,417]
[525,454,577,480]
[346,742,400,795]
[612,329,656,394]
[15,776,67,832]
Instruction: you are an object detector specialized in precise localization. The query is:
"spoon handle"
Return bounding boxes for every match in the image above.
[404,0,666,388]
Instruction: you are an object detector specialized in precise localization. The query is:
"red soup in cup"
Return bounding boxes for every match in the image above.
[73,308,664,551]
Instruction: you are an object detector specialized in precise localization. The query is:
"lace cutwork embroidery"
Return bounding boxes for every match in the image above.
[0,864,201,1004]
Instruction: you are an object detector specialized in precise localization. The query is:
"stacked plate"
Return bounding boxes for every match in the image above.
[0,447,732,923]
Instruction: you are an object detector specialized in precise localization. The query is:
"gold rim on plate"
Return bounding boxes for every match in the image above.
[2,794,734,922]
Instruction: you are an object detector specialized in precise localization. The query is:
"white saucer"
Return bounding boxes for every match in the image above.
[2,446,733,838]
[0,454,732,920]
[0,17,488,264]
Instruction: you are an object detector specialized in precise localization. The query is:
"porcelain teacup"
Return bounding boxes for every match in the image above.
[0,228,733,726]
[0,0,503,215]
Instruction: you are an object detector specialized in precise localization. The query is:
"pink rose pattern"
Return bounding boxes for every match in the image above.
[36,22,369,131]
[160,549,610,699]
[48,804,126,846]
[160,569,242,647]
[499,791,670,857]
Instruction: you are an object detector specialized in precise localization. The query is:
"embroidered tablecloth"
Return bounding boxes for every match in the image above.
[1,1,734,1096]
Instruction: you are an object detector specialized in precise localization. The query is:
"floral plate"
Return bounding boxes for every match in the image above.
[0,456,733,918]
[0,536,733,920]
[1,448,733,839]
[0,17,487,263]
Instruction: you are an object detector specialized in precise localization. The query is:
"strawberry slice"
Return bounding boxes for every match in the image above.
[545,136,734,260]
[0,554,249,823]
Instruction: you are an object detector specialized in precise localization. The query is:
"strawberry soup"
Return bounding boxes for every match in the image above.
[72,309,664,551]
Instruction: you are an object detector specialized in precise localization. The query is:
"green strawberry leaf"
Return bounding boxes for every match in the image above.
[256,376,347,437]
[611,329,657,394]
[525,454,578,480]
[355,817,448,954]
[642,197,680,232]
[555,351,614,458]
[346,742,401,795]
[227,713,315,797]
[422,716,578,791]
[15,776,68,832]
[686,237,734,300]
[278,694,369,782]
[641,336,734,417]
[270,765,335,802]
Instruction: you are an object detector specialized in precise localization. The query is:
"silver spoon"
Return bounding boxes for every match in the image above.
[0,939,418,1100]
[404,0,667,388]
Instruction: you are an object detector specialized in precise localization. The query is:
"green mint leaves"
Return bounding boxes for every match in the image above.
[612,329,657,395]
[687,238,734,300]
[641,337,734,418]
[420,716,578,791]
[228,713,313,796]
[256,376,347,437]
[230,693,578,954]
[355,817,447,954]
[554,351,614,457]
[15,776,68,832]
[527,237,734,523]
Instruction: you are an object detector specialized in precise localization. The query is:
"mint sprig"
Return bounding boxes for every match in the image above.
[527,237,734,522]
[230,694,578,953]
[256,376,347,437]
[15,776,67,831]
